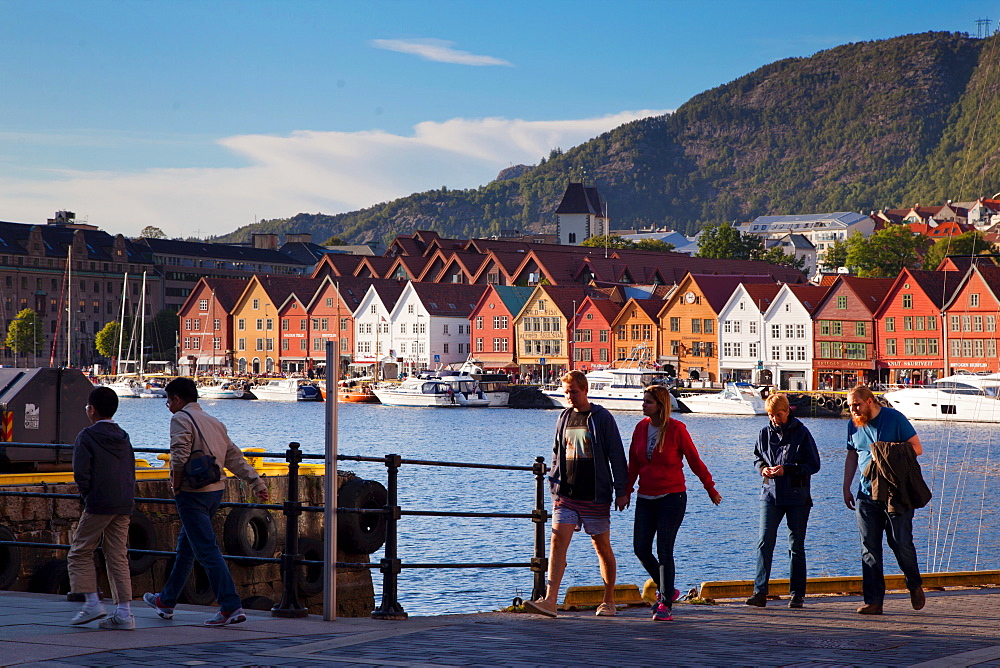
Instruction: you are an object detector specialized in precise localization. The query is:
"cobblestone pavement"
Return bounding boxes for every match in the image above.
[4,589,1000,666]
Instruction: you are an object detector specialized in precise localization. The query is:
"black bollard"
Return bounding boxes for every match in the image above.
[531,456,549,602]
[272,441,308,618]
[371,453,407,620]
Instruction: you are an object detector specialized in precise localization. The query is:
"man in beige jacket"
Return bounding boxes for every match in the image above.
[143,377,268,626]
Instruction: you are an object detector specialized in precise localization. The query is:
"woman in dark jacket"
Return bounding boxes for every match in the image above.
[746,392,821,609]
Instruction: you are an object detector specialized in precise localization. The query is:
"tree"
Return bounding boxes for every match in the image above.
[5,308,45,367]
[759,245,807,270]
[95,321,123,362]
[139,226,167,239]
[695,222,764,260]
[322,235,347,246]
[920,230,991,270]
[634,239,676,252]
[821,238,849,271]
[844,227,930,278]
[580,234,637,249]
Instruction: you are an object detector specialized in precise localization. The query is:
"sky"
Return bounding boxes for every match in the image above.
[1,0,997,239]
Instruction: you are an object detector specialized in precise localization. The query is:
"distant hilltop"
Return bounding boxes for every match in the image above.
[214,31,1000,247]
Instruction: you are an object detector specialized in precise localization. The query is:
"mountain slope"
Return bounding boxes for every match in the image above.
[216,31,1000,244]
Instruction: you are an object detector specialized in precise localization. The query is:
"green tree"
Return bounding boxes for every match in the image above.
[95,321,123,361]
[5,308,45,367]
[634,239,676,252]
[322,235,347,246]
[139,226,167,239]
[759,245,807,270]
[580,234,637,249]
[695,222,764,260]
[821,238,849,271]
[845,227,930,278]
[920,230,991,270]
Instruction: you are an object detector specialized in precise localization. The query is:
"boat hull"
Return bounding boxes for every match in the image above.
[678,396,765,415]
[372,390,460,407]
[544,390,677,412]
[883,389,1000,422]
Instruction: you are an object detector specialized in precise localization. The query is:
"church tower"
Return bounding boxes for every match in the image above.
[555,182,609,245]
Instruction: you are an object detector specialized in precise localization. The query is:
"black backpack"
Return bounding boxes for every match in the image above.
[179,409,222,489]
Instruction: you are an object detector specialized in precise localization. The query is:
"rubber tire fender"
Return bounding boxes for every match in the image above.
[127,511,159,576]
[337,477,388,554]
[29,559,70,595]
[223,508,278,559]
[296,537,324,596]
[0,525,22,590]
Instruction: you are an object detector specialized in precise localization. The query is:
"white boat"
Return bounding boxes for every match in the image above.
[883,373,1000,422]
[373,372,490,407]
[199,379,245,400]
[137,379,167,399]
[251,378,321,402]
[455,360,510,407]
[105,378,140,399]
[678,382,767,415]
[543,367,679,411]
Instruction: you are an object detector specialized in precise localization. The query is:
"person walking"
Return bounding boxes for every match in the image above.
[746,392,821,609]
[524,370,628,618]
[144,377,268,626]
[843,385,928,615]
[624,385,721,622]
[67,386,137,629]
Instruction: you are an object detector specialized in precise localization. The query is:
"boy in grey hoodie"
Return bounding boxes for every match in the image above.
[67,386,137,629]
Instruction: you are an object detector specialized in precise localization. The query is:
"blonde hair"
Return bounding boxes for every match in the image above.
[644,385,673,452]
[764,392,790,414]
[561,370,588,392]
[847,385,875,403]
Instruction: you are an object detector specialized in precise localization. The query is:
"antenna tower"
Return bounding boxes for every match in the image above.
[975,17,992,39]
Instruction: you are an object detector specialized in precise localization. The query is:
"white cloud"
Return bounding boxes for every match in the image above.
[0,110,669,239]
[370,38,513,67]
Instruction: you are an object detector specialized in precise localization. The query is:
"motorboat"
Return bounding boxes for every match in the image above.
[455,360,510,407]
[373,372,490,407]
[883,372,1000,422]
[104,377,140,399]
[251,378,322,402]
[199,379,246,400]
[137,378,167,399]
[321,376,380,403]
[677,382,766,415]
[543,367,678,411]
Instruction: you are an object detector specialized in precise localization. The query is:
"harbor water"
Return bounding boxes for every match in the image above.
[112,398,1000,616]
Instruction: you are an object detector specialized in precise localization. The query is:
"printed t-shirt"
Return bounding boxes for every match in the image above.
[847,406,917,496]
[561,409,596,501]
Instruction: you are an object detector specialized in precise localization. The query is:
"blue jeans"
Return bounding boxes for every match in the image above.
[161,490,242,612]
[754,499,810,598]
[632,493,686,608]
[856,491,922,605]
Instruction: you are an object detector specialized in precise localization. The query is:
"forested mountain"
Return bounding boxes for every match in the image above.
[216,31,1000,245]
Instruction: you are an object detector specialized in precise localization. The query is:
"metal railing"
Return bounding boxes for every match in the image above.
[0,441,549,619]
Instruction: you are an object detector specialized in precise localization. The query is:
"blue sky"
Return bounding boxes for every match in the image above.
[1,0,995,238]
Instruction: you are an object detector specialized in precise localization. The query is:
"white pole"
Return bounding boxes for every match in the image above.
[66,246,72,368]
[323,339,339,620]
[139,271,147,378]
[116,273,128,375]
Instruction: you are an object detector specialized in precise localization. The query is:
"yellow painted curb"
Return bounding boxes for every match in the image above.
[559,584,644,610]
[699,570,1000,600]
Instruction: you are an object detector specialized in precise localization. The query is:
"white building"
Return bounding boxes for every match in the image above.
[352,283,405,375]
[554,182,609,245]
[765,234,816,277]
[737,212,875,272]
[389,282,487,375]
[717,284,779,384]
[761,284,829,391]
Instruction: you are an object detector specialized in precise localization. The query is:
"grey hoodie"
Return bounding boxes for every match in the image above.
[72,421,136,515]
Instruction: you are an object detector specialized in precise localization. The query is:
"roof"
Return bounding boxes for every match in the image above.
[354,256,396,278]
[830,276,895,315]
[309,253,365,278]
[539,285,603,318]
[554,182,604,215]
[630,298,664,321]
[897,269,962,310]
[134,237,310,266]
[198,278,250,313]
[490,285,535,316]
[408,283,488,317]
[740,284,782,313]
[581,296,623,324]
[328,277,408,313]
[747,212,870,227]
[784,285,831,314]
[0,219,147,263]
[688,274,775,313]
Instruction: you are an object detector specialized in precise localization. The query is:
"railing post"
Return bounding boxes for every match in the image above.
[272,441,308,617]
[371,453,406,620]
[531,455,549,602]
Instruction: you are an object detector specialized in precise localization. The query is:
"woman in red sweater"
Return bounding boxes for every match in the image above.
[625,384,722,621]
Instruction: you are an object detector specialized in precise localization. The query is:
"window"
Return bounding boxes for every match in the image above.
[962,315,972,332]
[951,315,960,332]
[371,305,377,314]
[855,322,866,337]
[669,317,680,332]
[256,338,264,351]
[837,295,847,309]
[915,316,925,331]
[238,338,246,351]
[600,329,608,342]
[282,319,289,331]
[631,324,641,339]
[974,315,983,332]
[929,338,939,355]
[988,316,996,332]
[723,342,732,357]
[252,299,259,310]
[749,342,758,358]
[691,319,701,334]
[771,324,781,339]
[642,324,652,340]
[785,324,794,339]
[784,345,795,361]
[184,318,191,331]
[902,294,913,309]
[885,317,895,332]
[199,299,208,311]
[724,321,731,333]
[443,324,449,334]
[963,339,973,357]
[408,304,414,314]
[903,316,912,331]
[845,343,866,359]
[341,318,349,331]
[600,348,608,362]
[749,321,757,334]
[281,339,289,351]
[819,341,830,358]
[951,339,961,357]
[213,319,220,331]
[886,338,897,355]
[971,293,981,307]
[988,340,997,357]
[670,340,680,356]
[733,342,742,357]
[476,316,483,330]
[771,346,780,360]
[690,342,702,357]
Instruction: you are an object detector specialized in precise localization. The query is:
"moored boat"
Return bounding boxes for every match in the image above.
[373,372,490,407]
[199,379,246,400]
[543,367,678,411]
[883,372,1000,422]
[251,378,322,402]
[677,382,766,415]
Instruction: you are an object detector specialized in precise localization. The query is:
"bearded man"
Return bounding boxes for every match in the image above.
[843,385,925,615]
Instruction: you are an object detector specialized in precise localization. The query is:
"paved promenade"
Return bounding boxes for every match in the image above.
[3,588,1000,667]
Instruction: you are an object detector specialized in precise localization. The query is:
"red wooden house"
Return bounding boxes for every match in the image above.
[469,285,534,371]
[572,296,621,371]
[941,264,1000,375]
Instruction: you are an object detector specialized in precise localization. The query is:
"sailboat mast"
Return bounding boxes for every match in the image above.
[67,247,73,367]
[116,272,129,375]
[139,271,147,378]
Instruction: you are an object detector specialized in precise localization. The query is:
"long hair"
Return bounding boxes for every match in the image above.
[644,384,673,452]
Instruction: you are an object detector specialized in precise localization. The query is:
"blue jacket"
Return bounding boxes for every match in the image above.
[549,403,628,504]
[753,416,820,506]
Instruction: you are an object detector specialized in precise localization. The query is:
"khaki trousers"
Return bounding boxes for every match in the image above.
[67,512,132,604]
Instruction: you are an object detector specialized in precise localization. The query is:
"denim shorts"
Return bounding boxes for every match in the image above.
[552,503,611,536]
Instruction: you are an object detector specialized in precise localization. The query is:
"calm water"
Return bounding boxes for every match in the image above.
[114,399,1000,616]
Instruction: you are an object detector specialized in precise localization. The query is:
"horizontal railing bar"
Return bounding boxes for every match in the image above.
[401,563,533,569]
[401,510,534,519]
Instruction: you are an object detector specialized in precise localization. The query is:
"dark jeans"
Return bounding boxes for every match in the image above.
[161,490,242,612]
[633,492,686,609]
[856,491,922,605]
[753,499,811,598]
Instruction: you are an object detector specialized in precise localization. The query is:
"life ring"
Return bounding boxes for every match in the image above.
[128,511,158,576]
[0,525,21,590]
[223,508,277,559]
[29,559,71,595]
[296,537,325,596]
[337,478,388,554]
[242,595,276,611]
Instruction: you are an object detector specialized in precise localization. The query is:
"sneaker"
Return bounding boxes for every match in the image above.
[909,586,925,611]
[857,603,883,615]
[70,603,106,625]
[204,608,247,626]
[788,596,804,609]
[98,613,135,630]
[745,592,767,608]
[143,593,174,620]
[652,604,674,622]
[523,598,558,618]
[595,602,617,617]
